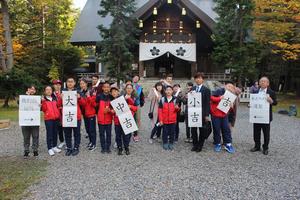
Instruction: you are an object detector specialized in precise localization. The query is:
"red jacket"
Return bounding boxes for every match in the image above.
[96,93,113,125]
[113,96,138,126]
[158,96,180,124]
[52,91,62,121]
[81,95,97,118]
[42,97,61,121]
[76,98,85,120]
[210,96,227,118]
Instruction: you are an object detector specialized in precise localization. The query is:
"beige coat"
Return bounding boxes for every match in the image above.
[147,88,162,127]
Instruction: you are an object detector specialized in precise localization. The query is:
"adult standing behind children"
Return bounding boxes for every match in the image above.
[132,75,144,142]
[250,76,277,155]
[21,85,39,158]
[191,72,211,153]
[148,82,164,143]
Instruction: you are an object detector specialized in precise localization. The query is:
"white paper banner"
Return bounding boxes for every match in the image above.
[62,91,77,127]
[249,94,270,124]
[139,42,196,62]
[110,96,130,115]
[111,96,138,135]
[19,95,41,126]
[188,92,202,127]
[217,90,237,114]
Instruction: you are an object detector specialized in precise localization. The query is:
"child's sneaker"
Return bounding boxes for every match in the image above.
[148,139,153,144]
[184,138,190,143]
[153,135,157,139]
[214,144,222,152]
[113,142,118,149]
[88,145,96,151]
[33,151,39,157]
[72,148,79,156]
[48,149,55,156]
[52,147,61,153]
[86,143,92,148]
[168,144,174,151]
[58,142,65,149]
[163,144,169,150]
[118,148,123,155]
[125,148,130,155]
[225,143,235,154]
[106,149,111,154]
[24,151,29,158]
[65,149,72,156]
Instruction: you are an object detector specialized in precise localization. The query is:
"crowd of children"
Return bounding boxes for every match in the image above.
[21,73,276,157]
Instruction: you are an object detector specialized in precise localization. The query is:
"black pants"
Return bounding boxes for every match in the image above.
[115,125,131,149]
[162,124,176,145]
[253,123,270,150]
[98,124,112,151]
[64,120,81,150]
[185,114,191,139]
[150,119,162,139]
[191,127,206,149]
[85,116,97,145]
[57,122,64,143]
[45,120,58,150]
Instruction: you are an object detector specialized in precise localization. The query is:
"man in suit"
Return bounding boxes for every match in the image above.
[250,76,277,155]
[190,72,211,152]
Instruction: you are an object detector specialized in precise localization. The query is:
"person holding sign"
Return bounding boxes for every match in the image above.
[63,77,85,156]
[96,82,114,154]
[41,86,62,156]
[210,82,236,153]
[111,85,138,155]
[158,86,180,150]
[190,72,211,153]
[250,77,277,155]
[20,85,40,158]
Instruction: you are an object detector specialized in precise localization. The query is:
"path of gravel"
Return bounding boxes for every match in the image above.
[0,104,299,200]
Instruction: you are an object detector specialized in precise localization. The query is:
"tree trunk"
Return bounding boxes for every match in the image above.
[0,43,6,71]
[2,96,9,108]
[1,0,14,71]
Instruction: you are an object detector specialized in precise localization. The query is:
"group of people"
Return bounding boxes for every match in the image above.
[21,72,277,158]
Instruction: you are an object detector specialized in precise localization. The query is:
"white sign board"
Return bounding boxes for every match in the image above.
[62,91,77,127]
[110,96,130,115]
[111,96,138,135]
[217,90,237,114]
[249,93,270,124]
[19,95,41,126]
[188,92,202,127]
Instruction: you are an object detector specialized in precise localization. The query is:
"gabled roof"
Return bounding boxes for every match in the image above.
[70,0,218,45]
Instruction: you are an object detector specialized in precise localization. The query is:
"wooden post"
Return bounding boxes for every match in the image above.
[139,61,144,79]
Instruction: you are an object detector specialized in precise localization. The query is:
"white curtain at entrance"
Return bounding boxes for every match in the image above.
[139,42,196,62]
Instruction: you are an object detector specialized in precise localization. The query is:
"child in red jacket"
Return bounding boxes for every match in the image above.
[111,85,138,155]
[63,77,85,156]
[96,82,113,153]
[42,86,62,156]
[79,79,97,151]
[158,86,180,150]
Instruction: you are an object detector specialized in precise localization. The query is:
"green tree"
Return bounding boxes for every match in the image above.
[212,0,258,85]
[48,58,59,81]
[98,0,140,84]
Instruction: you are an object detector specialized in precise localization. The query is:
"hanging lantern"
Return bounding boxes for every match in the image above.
[196,21,201,28]
[182,8,186,15]
[153,21,157,29]
[153,7,158,15]
[139,20,143,28]
[179,21,183,29]
[167,0,172,4]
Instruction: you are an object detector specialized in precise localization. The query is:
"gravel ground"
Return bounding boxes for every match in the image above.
[0,103,300,200]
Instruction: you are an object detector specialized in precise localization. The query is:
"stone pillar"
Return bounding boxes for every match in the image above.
[191,62,197,78]
[139,61,145,79]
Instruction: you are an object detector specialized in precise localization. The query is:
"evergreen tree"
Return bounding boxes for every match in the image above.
[98,0,140,84]
[212,0,258,84]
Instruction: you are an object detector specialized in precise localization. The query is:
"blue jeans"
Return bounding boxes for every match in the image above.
[212,116,232,144]
[98,124,112,151]
[45,120,58,150]
[162,123,176,145]
[85,116,96,145]
[115,125,131,149]
[64,120,81,149]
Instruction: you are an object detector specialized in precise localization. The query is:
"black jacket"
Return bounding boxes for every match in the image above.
[192,85,211,118]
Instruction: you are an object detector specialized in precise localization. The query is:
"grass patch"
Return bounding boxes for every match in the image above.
[0,100,18,122]
[274,93,300,118]
[0,156,48,200]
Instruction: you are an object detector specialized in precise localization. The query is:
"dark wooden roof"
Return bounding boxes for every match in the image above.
[70,0,217,45]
